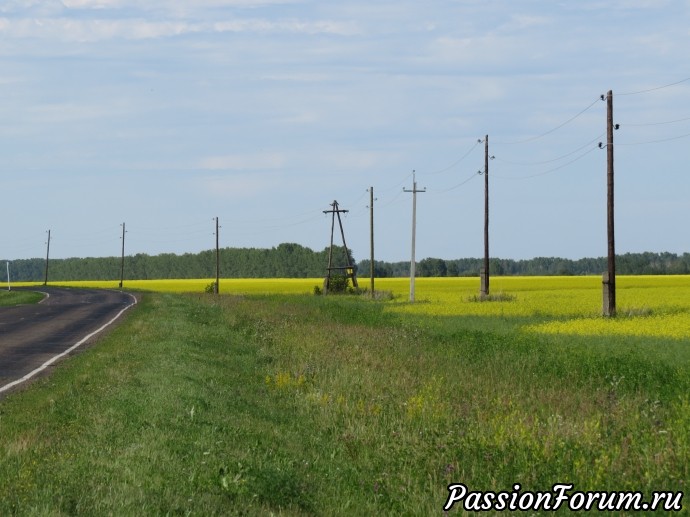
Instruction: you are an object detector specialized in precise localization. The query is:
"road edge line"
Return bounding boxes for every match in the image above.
[0,292,138,395]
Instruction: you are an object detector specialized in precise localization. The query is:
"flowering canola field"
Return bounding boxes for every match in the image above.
[37,275,690,340]
[380,275,690,341]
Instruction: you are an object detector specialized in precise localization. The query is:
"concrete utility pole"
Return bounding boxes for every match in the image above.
[43,229,51,286]
[404,171,425,302]
[6,262,10,291]
[215,216,220,294]
[603,90,617,316]
[119,223,126,289]
[369,187,375,297]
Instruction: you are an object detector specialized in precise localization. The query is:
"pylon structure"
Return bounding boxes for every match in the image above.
[322,200,358,294]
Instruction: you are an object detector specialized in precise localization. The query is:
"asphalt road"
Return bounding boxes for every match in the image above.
[0,287,137,396]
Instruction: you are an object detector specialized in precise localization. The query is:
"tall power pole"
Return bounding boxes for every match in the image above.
[404,172,425,302]
[215,216,220,294]
[481,135,490,297]
[369,187,375,297]
[43,229,51,286]
[604,90,616,316]
[322,201,358,294]
[119,222,126,289]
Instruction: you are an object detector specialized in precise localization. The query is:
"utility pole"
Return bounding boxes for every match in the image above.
[43,229,51,286]
[119,222,126,289]
[322,200,358,294]
[215,216,220,294]
[6,261,10,291]
[479,135,492,297]
[404,171,425,302]
[369,187,375,298]
[604,90,617,316]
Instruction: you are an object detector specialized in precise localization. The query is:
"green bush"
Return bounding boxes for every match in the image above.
[324,274,349,294]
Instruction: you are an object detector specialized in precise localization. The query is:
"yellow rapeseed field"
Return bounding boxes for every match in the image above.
[24,274,690,340]
[379,276,690,340]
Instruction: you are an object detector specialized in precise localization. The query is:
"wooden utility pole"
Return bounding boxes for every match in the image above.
[43,229,51,286]
[481,135,490,297]
[322,200,358,294]
[119,222,126,289]
[369,187,375,297]
[404,172,425,302]
[604,90,616,316]
[215,217,220,294]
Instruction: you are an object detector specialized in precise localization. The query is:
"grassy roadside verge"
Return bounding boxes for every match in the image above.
[0,291,44,307]
[0,292,688,515]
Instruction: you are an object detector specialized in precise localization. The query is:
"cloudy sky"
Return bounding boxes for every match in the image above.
[1,0,689,263]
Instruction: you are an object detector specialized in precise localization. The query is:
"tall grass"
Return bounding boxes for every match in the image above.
[1,289,687,515]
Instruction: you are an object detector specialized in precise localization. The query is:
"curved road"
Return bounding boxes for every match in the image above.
[0,287,137,397]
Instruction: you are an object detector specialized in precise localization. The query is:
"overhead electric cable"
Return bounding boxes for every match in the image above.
[431,171,481,194]
[618,77,690,96]
[494,133,605,166]
[377,188,406,209]
[376,171,414,195]
[493,97,601,145]
[416,139,481,175]
[615,131,690,146]
[622,115,690,127]
[492,145,598,180]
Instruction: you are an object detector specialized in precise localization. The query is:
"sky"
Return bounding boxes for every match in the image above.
[1,0,689,264]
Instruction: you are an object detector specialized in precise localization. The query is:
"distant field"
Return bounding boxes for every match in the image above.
[1,275,688,513]
[28,275,690,340]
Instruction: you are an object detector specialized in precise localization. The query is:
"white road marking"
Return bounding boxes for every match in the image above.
[0,292,137,395]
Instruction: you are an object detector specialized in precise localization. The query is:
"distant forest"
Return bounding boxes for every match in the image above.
[359,251,690,277]
[2,244,689,282]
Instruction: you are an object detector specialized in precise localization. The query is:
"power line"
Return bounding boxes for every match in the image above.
[493,97,601,145]
[377,188,406,209]
[430,171,480,195]
[135,220,209,234]
[492,145,598,180]
[415,139,482,175]
[221,208,320,225]
[622,115,690,127]
[494,133,605,166]
[615,131,690,146]
[376,170,414,195]
[342,189,368,211]
[618,77,690,96]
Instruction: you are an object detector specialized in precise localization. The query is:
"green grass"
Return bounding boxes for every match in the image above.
[0,290,44,306]
[0,291,688,515]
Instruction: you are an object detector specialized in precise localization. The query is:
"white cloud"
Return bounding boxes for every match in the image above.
[197,173,281,199]
[0,17,197,40]
[211,18,358,35]
[61,0,298,9]
[62,0,124,8]
[199,153,287,171]
[0,15,355,41]
[500,14,551,31]
[427,34,530,69]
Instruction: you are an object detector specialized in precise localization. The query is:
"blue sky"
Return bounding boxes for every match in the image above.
[1,0,689,263]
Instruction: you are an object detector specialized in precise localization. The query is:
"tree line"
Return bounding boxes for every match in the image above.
[2,246,689,282]
[3,243,350,282]
[359,251,690,277]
